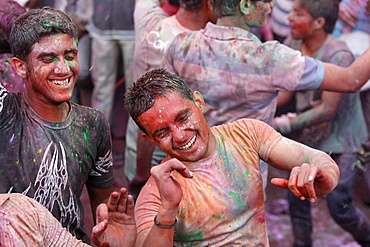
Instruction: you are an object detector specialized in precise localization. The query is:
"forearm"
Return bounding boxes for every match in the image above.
[321,47,370,92]
[290,105,336,132]
[137,207,177,247]
[136,132,156,179]
[87,186,114,221]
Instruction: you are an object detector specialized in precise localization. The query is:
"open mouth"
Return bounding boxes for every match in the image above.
[178,135,197,150]
[51,78,71,87]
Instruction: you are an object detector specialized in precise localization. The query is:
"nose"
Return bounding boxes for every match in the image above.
[53,59,71,74]
[171,126,187,143]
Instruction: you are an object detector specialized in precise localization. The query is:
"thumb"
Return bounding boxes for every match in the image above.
[91,219,108,247]
[95,203,109,225]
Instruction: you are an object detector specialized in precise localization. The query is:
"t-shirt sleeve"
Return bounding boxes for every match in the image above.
[231,119,283,162]
[270,42,324,91]
[86,112,114,188]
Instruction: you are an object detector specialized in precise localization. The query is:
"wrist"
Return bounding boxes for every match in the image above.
[154,215,177,229]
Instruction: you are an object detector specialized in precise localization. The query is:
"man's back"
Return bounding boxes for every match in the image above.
[163,22,314,125]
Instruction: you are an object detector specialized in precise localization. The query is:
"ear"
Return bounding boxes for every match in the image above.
[314,17,325,30]
[193,91,205,112]
[11,57,28,79]
[240,0,250,15]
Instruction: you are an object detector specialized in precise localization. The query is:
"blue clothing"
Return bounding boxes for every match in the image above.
[333,0,370,38]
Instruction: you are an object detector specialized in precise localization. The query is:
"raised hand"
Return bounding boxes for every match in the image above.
[150,158,193,210]
[91,188,136,247]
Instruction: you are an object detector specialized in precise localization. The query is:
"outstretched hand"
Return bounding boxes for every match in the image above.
[91,188,136,247]
[271,163,338,203]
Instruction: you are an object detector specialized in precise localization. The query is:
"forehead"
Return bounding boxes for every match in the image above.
[30,34,78,55]
[138,93,194,127]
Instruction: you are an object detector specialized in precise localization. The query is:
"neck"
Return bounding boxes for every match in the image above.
[175,6,211,30]
[23,92,70,122]
[216,15,251,31]
[301,32,328,57]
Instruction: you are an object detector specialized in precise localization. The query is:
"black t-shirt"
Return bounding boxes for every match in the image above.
[0,86,114,242]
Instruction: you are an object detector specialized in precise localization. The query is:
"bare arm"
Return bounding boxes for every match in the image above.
[267,136,340,202]
[128,131,156,200]
[276,91,295,109]
[273,91,342,135]
[87,186,114,222]
[319,48,370,92]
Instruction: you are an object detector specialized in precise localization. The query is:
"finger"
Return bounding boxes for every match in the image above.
[95,203,108,225]
[176,166,193,178]
[107,190,120,212]
[126,194,135,217]
[117,188,129,213]
[288,166,306,201]
[270,178,289,189]
[303,164,318,203]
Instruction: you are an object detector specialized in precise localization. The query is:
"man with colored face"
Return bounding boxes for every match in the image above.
[125,0,217,201]
[0,7,135,246]
[273,0,370,246]
[124,68,340,246]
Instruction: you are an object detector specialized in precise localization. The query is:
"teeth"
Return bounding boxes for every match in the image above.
[179,135,196,150]
[52,78,70,86]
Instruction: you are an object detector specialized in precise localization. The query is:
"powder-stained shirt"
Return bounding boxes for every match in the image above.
[0,193,89,247]
[0,85,114,243]
[163,22,324,126]
[135,118,282,246]
[133,0,190,81]
[284,35,367,153]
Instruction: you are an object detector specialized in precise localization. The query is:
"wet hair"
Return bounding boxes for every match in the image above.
[9,7,78,61]
[179,0,204,11]
[124,68,194,134]
[299,0,338,33]
[0,0,26,53]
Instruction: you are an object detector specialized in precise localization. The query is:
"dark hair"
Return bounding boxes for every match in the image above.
[179,0,204,11]
[210,0,264,17]
[124,68,194,134]
[169,0,180,6]
[299,0,338,33]
[9,7,78,61]
[0,0,26,53]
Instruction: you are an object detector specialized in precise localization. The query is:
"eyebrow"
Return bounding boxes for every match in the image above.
[151,108,191,136]
[36,48,78,59]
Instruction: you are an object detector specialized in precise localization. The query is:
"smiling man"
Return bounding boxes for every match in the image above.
[0,7,121,244]
[125,68,340,246]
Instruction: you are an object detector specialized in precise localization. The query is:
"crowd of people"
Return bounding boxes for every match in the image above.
[0,0,370,246]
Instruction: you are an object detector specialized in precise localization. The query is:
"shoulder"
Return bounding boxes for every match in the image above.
[322,36,354,66]
[71,103,110,128]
